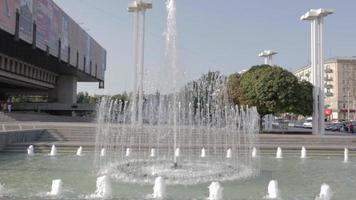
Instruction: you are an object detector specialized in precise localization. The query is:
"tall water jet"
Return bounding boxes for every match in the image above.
[208,182,223,200]
[153,176,166,199]
[266,180,279,199]
[344,148,349,163]
[76,146,83,156]
[47,179,63,196]
[315,183,333,200]
[93,175,112,199]
[252,147,257,158]
[27,145,34,156]
[276,147,282,159]
[201,148,206,158]
[126,148,131,157]
[100,148,106,157]
[49,145,57,156]
[301,146,307,159]
[226,148,232,158]
[150,148,156,157]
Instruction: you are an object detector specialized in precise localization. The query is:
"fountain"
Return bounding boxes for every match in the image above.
[344,148,349,163]
[315,183,333,200]
[100,148,106,157]
[200,148,206,158]
[226,148,232,158]
[150,148,156,157]
[266,180,279,199]
[27,145,34,156]
[76,146,83,156]
[301,146,306,159]
[91,175,112,199]
[276,147,282,159]
[47,179,63,196]
[94,0,260,185]
[125,148,130,157]
[252,147,257,158]
[208,182,223,200]
[49,145,57,156]
[153,176,166,199]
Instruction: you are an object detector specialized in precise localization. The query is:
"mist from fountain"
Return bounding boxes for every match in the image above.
[27,145,34,156]
[0,183,5,196]
[153,176,166,199]
[49,145,57,156]
[208,182,223,200]
[315,183,333,200]
[92,175,112,199]
[266,180,279,199]
[47,179,62,196]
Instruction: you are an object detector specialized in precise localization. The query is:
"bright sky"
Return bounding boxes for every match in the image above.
[53,0,356,95]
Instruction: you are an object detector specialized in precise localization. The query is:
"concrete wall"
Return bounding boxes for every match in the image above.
[49,75,77,104]
[0,129,43,151]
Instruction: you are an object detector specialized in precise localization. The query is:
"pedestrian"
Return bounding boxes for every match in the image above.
[7,102,12,113]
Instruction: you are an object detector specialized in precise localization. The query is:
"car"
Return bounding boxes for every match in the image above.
[302,117,312,129]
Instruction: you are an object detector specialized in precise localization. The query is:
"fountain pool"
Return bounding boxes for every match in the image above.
[0,153,355,199]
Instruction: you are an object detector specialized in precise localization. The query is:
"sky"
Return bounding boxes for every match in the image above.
[53,0,356,95]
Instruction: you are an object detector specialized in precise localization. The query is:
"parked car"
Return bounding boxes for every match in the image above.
[302,117,312,129]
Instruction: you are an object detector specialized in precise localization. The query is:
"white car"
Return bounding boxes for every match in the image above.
[303,117,312,128]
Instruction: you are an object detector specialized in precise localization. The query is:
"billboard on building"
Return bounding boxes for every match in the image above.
[34,0,51,50]
[0,0,17,34]
[18,0,33,43]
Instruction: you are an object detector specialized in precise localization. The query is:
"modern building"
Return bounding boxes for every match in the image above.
[294,58,356,120]
[0,0,106,108]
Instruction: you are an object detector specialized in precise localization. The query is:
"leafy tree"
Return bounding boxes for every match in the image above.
[238,65,312,117]
[227,73,242,105]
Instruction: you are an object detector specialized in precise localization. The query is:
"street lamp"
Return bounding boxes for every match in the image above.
[258,50,277,65]
[128,0,152,125]
[301,8,333,135]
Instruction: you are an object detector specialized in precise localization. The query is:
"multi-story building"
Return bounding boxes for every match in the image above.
[294,58,356,121]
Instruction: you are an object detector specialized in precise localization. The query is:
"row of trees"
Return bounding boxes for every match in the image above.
[77,64,313,119]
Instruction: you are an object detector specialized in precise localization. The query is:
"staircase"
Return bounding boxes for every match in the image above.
[0,111,17,122]
[2,124,356,156]
[1,125,96,154]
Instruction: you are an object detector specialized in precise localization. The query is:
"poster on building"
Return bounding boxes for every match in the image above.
[0,0,17,34]
[69,20,79,67]
[18,0,33,43]
[34,0,51,50]
[60,13,69,62]
[84,33,91,74]
[48,2,61,57]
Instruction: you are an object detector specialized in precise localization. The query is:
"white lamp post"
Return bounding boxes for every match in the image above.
[301,8,333,135]
[128,1,152,125]
[258,50,277,65]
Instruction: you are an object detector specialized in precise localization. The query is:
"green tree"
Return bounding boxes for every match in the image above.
[227,73,242,105]
[238,65,312,117]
